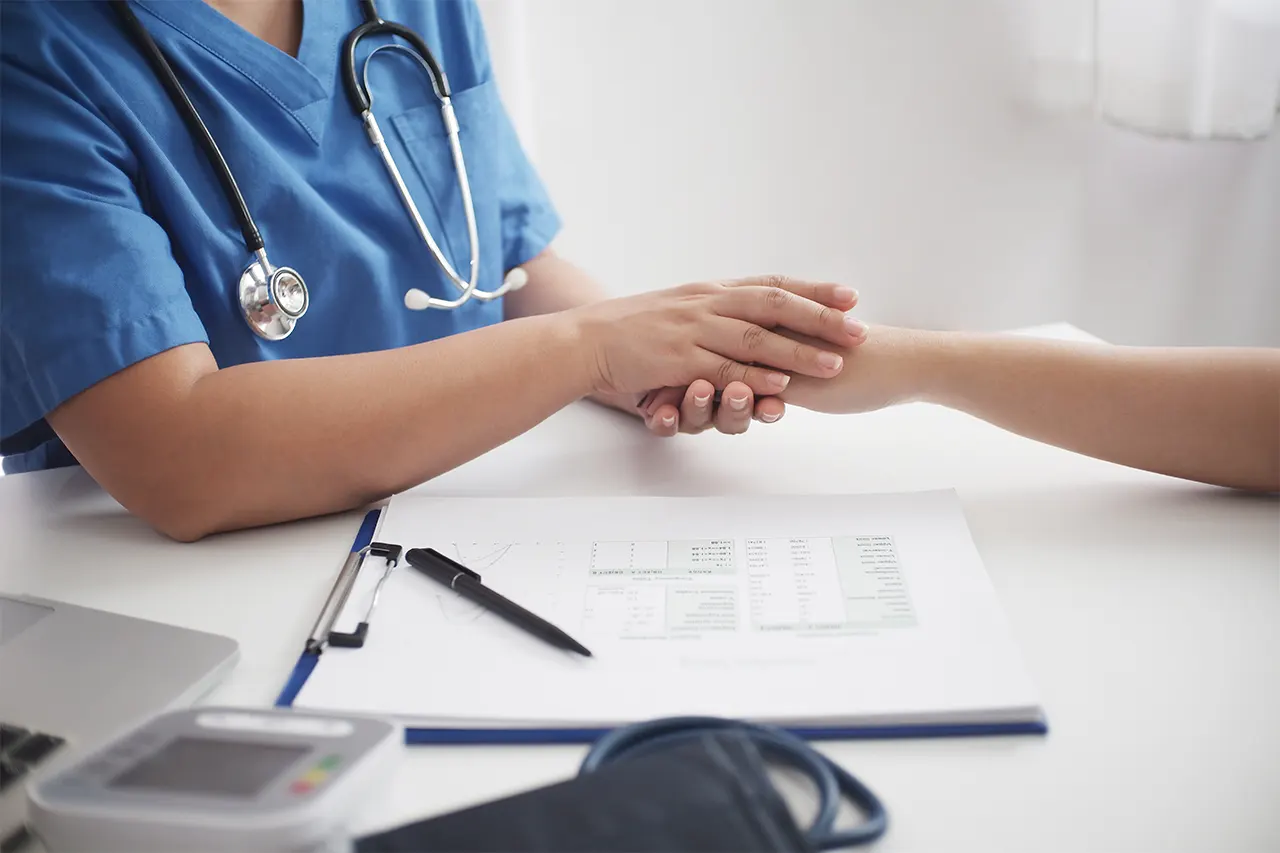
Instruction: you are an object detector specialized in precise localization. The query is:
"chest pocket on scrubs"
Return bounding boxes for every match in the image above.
[389,81,504,298]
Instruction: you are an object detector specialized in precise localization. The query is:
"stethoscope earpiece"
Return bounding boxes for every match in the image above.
[403,267,527,312]
[403,288,432,312]
[112,0,520,343]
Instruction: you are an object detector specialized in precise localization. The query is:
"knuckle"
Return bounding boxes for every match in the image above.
[816,305,836,328]
[715,359,741,386]
[764,287,790,311]
[669,308,700,336]
[740,324,767,352]
[680,281,720,297]
[668,284,700,303]
[679,301,704,321]
[761,274,791,290]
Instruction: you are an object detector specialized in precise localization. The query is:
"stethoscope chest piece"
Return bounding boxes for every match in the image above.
[238,251,309,341]
[113,0,512,342]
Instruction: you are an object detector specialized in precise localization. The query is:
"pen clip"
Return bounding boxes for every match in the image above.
[422,547,482,582]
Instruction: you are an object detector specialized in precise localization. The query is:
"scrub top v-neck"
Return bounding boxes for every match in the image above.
[0,0,561,474]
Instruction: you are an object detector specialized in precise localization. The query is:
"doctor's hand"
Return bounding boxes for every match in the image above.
[632,307,868,437]
[567,276,862,401]
[637,314,867,437]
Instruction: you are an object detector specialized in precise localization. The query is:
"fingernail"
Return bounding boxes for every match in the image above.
[760,412,781,423]
[767,372,790,390]
[729,395,749,411]
[845,316,868,337]
[818,352,843,371]
[833,286,856,303]
[693,393,711,407]
[661,414,675,427]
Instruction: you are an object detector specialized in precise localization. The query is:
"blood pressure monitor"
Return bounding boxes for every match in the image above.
[26,707,402,852]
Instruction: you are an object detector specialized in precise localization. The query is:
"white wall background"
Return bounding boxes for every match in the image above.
[478,0,1280,347]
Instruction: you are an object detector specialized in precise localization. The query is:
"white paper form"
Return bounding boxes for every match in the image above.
[296,491,1042,730]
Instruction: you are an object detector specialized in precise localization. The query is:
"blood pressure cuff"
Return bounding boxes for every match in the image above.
[354,731,813,853]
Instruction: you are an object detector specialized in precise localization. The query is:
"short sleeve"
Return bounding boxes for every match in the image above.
[453,1,562,271]
[491,84,562,272]
[0,34,209,450]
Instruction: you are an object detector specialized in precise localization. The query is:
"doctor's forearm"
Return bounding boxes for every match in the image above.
[51,315,593,541]
[504,250,612,319]
[505,250,641,415]
[189,316,594,536]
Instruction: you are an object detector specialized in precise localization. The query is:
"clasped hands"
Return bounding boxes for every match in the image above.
[580,277,866,437]
[640,280,864,436]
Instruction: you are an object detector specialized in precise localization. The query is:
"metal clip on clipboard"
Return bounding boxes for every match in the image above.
[305,539,403,652]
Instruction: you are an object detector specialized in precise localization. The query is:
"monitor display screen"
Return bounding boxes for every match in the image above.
[109,737,308,798]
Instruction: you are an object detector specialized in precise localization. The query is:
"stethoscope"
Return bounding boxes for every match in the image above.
[583,716,888,848]
[110,0,527,341]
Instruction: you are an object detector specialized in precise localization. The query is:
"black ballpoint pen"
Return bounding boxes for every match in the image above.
[404,548,593,657]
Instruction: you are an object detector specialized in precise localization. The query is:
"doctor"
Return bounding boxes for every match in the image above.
[0,0,867,541]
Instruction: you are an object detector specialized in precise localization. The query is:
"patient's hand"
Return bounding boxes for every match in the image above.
[640,380,785,436]
[641,320,876,434]
[779,325,923,414]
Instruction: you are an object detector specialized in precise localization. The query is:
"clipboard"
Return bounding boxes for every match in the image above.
[273,507,1049,746]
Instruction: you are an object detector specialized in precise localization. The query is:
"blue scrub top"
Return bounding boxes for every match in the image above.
[0,0,561,473]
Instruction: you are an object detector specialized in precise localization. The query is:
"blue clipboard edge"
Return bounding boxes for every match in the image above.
[400,719,1048,745]
[274,506,381,708]
[275,507,1050,745]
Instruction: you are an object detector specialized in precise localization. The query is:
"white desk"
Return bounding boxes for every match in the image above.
[1,325,1277,851]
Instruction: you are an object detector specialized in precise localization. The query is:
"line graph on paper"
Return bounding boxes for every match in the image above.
[451,543,515,573]
[420,540,740,639]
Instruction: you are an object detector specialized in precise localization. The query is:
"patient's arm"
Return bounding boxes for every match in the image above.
[781,326,1280,492]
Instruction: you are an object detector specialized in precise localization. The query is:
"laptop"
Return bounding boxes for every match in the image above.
[0,593,239,852]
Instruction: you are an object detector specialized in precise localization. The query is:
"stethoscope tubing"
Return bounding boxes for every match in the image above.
[582,716,889,849]
[109,0,510,339]
[108,0,264,254]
